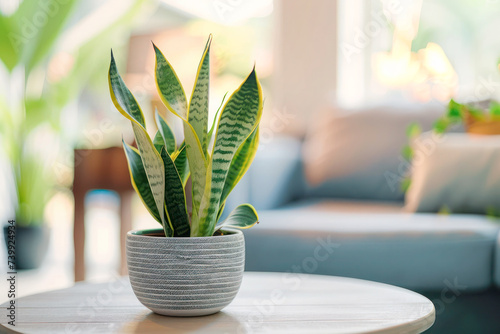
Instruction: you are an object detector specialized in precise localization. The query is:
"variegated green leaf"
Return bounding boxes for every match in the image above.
[174,145,190,186]
[153,43,188,119]
[109,54,166,232]
[132,123,166,232]
[154,44,207,222]
[188,35,211,153]
[220,126,259,206]
[109,51,146,128]
[155,110,176,154]
[122,141,162,224]
[195,68,263,236]
[215,204,259,232]
[207,92,228,151]
[160,147,190,237]
[216,202,225,223]
[182,122,206,221]
[153,131,164,153]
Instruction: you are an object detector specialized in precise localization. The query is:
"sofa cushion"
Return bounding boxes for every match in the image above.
[243,199,500,291]
[224,136,305,213]
[302,103,444,201]
[405,132,500,214]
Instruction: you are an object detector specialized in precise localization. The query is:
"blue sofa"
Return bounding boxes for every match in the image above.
[228,136,500,333]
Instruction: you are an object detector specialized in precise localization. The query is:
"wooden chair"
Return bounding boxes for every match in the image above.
[73,147,133,282]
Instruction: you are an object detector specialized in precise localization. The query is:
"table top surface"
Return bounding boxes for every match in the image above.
[0,272,435,334]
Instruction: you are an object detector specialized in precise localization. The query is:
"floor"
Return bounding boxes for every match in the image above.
[0,190,158,304]
[421,289,500,334]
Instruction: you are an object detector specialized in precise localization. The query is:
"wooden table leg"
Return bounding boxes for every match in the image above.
[119,191,133,276]
[74,190,86,282]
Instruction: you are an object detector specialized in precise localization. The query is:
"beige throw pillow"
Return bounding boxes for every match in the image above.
[405,132,500,213]
[302,104,443,201]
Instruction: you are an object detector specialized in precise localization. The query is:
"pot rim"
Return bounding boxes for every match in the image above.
[127,228,242,239]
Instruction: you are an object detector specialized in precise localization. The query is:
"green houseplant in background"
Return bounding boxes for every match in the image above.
[402,99,500,216]
[403,99,500,169]
[0,0,79,269]
[432,99,500,135]
[0,0,144,269]
[109,35,263,316]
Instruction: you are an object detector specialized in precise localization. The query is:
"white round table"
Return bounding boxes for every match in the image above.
[0,272,435,333]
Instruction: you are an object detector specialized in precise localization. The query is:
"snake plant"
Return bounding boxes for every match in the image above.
[108,35,262,237]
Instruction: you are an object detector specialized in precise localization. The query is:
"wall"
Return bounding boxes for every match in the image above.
[272,0,338,135]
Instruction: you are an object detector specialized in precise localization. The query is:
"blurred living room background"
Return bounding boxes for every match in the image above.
[1,0,500,317]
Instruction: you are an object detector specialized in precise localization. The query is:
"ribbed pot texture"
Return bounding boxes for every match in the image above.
[126,228,245,316]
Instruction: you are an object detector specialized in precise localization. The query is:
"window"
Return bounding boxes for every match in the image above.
[337,0,500,107]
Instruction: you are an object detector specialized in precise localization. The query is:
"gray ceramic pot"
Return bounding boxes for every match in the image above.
[126,228,244,316]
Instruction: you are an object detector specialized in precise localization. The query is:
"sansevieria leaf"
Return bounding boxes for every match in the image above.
[132,125,168,233]
[174,145,190,186]
[132,123,167,234]
[153,131,165,153]
[111,37,264,238]
[153,43,188,119]
[155,110,176,154]
[122,141,162,224]
[160,147,190,237]
[154,44,207,221]
[207,92,227,152]
[220,126,259,206]
[188,35,211,153]
[216,202,225,223]
[215,204,259,232]
[195,68,263,236]
[109,53,166,232]
[109,52,146,128]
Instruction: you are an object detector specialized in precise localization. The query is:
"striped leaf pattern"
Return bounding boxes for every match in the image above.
[109,54,166,231]
[131,123,166,231]
[160,147,190,237]
[216,202,225,223]
[153,44,188,119]
[108,52,146,128]
[112,37,264,238]
[195,68,263,236]
[207,92,228,152]
[153,131,164,153]
[122,141,162,224]
[220,126,259,206]
[215,204,259,232]
[154,45,207,221]
[173,145,190,186]
[155,110,176,154]
[183,122,206,220]
[188,35,211,153]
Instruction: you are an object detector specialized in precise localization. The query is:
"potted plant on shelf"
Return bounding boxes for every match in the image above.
[108,35,263,316]
[401,98,500,197]
[435,99,500,135]
[406,99,500,137]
